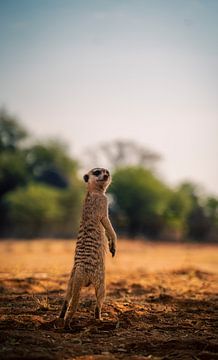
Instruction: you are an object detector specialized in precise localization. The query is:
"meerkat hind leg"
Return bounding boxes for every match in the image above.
[59,300,68,319]
[94,281,105,320]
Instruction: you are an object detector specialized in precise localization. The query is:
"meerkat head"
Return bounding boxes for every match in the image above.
[83,168,111,193]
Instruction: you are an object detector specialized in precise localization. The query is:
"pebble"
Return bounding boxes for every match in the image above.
[71,338,82,345]
[117,348,127,352]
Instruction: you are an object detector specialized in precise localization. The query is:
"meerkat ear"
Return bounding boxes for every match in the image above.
[83,174,89,183]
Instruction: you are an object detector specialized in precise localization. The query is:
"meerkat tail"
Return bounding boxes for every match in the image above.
[59,269,75,318]
[64,270,83,321]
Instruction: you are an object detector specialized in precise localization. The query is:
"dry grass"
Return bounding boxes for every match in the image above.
[0,239,217,277]
[32,292,52,311]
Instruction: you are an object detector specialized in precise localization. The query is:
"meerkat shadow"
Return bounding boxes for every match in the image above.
[38,318,61,330]
[62,319,119,334]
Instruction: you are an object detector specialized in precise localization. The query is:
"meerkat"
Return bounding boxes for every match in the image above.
[59,167,117,328]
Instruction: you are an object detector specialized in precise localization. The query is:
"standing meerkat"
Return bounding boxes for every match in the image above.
[59,167,117,327]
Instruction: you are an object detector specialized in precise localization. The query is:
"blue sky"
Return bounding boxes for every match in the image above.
[0,0,218,194]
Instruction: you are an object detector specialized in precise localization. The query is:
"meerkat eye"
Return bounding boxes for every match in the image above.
[93,170,101,177]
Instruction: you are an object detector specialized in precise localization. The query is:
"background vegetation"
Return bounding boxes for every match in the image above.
[0,108,217,241]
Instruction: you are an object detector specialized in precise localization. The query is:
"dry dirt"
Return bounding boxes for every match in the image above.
[0,240,218,360]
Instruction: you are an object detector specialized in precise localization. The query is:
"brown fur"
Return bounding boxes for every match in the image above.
[59,168,117,327]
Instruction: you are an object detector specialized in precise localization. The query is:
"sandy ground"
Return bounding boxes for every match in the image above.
[0,239,218,360]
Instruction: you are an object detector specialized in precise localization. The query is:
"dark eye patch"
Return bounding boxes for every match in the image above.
[106,170,110,176]
[93,170,101,176]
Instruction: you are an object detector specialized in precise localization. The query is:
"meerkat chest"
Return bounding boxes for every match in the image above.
[82,193,105,222]
[76,194,106,246]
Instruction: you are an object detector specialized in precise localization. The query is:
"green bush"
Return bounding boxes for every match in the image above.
[0,108,27,151]
[110,167,170,237]
[6,184,63,237]
[58,180,85,237]
[0,151,29,197]
[110,166,197,239]
[163,189,192,231]
[6,183,84,238]
[25,140,78,188]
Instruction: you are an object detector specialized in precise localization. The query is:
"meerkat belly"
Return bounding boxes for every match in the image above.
[74,220,106,272]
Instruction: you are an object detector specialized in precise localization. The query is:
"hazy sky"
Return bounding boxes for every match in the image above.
[0,0,217,194]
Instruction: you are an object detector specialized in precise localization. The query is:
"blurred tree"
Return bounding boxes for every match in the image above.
[25,140,78,188]
[0,108,27,152]
[178,182,210,241]
[178,182,200,206]
[0,109,29,234]
[6,184,63,237]
[203,197,218,242]
[59,181,85,237]
[0,108,29,196]
[0,108,83,238]
[6,183,84,238]
[205,197,218,224]
[163,188,193,240]
[83,140,161,171]
[110,166,170,237]
[1,108,217,242]
[0,151,28,197]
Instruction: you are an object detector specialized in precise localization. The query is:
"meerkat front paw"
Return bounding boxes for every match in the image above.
[109,243,116,257]
[108,236,116,257]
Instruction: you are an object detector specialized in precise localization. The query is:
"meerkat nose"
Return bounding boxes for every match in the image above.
[103,174,108,180]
